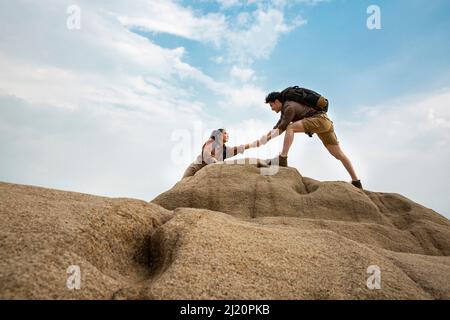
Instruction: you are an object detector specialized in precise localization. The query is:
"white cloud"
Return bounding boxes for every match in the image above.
[351,90,450,216]
[230,66,256,82]
[112,1,306,65]
[216,0,330,9]
[0,0,233,115]
[217,0,241,9]
[219,84,267,109]
[224,8,306,64]
[236,12,250,25]
[113,0,227,46]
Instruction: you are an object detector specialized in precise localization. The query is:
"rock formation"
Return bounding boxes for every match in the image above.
[1,162,449,299]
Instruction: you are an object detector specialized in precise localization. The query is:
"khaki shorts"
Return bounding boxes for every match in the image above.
[301,113,339,146]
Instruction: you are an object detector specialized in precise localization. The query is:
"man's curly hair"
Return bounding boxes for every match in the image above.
[265,92,281,103]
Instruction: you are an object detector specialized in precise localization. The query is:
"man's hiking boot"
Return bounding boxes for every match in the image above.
[264,155,288,167]
[279,155,288,167]
[351,180,363,189]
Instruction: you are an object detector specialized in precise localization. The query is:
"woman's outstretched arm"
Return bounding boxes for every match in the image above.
[225,139,261,159]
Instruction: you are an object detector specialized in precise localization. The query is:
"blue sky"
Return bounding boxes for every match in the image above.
[135,0,450,120]
[0,0,449,217]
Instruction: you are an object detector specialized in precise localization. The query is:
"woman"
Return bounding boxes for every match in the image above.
[182,128,259,179]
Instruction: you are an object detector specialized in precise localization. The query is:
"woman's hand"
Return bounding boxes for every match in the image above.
[245,140,260,149]
[259,129,279,145]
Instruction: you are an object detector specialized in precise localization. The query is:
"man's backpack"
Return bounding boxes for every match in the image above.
[280,86,328,112]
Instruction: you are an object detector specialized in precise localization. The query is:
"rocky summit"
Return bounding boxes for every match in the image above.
[1,161,450,299]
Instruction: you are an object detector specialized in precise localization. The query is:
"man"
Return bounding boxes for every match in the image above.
[258,87,363,189]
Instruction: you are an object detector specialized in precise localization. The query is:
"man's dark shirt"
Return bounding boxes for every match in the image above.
[273,101,321,133]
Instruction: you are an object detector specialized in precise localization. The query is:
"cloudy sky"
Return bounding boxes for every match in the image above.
[0,0,449,218]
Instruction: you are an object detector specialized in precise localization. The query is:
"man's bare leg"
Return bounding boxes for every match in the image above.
[280,120,305,157]
[325,144,359,181]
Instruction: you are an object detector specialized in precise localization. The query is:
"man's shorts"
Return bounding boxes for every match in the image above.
[301,113,339,146]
